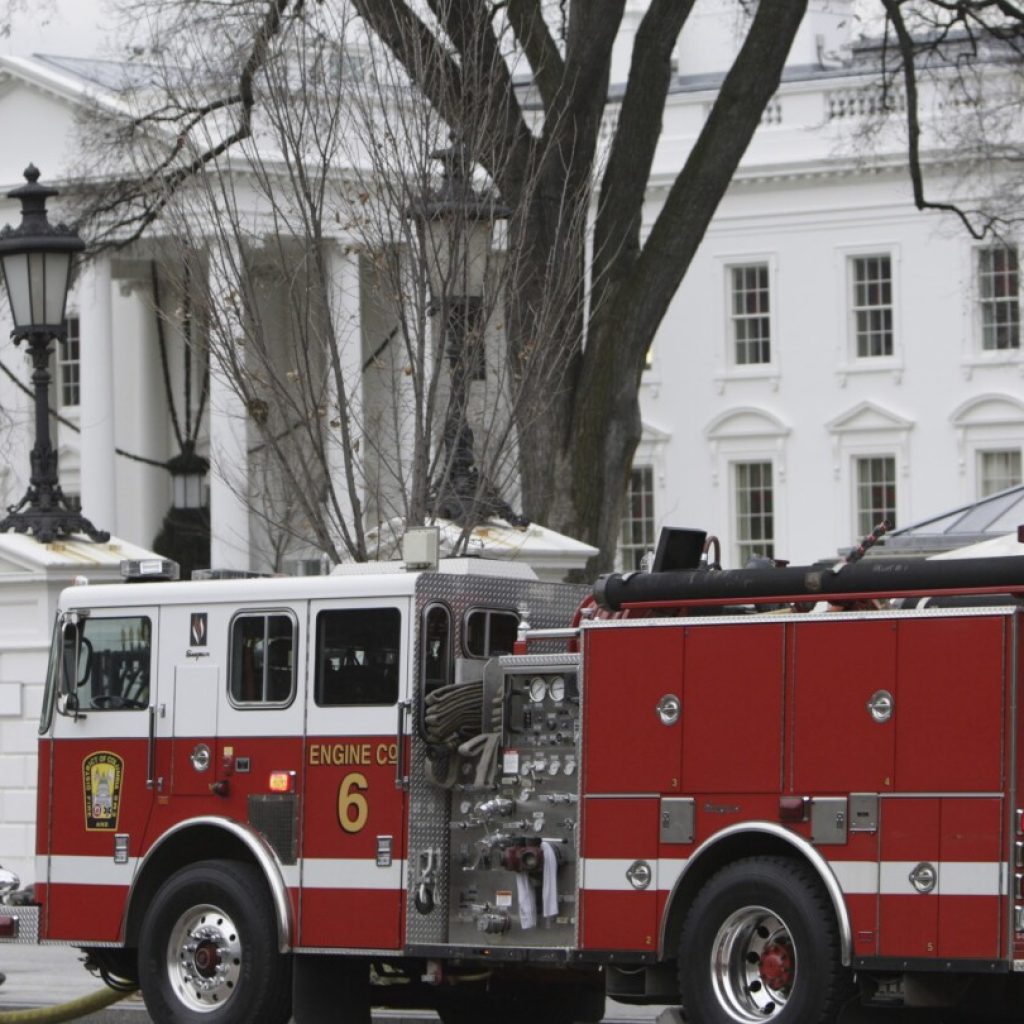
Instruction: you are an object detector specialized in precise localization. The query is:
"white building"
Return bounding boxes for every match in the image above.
[624,1,1024,570]
[0,2,1016,580]
[0,5,1018,567]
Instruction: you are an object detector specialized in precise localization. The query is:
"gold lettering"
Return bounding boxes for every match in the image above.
[376,743,398,766]
[308,742,373,766]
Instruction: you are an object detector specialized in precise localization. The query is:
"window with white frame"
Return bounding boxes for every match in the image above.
[734,461,774,564]
[729,263,771,365]
[620,465,655,570]
[855,455,897,537]
[850,254,893,358]
[58,314,81,407]
[978,246,1020,351]
[978,449,1022,497]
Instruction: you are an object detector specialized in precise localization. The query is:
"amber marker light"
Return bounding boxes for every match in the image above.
[779,796,809,823]
[268,771,295,793]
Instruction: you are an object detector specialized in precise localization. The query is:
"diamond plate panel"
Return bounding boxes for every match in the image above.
[405,573,585,948]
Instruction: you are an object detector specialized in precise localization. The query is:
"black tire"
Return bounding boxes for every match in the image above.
[138,859,291,1024]
[678,855,852,1024]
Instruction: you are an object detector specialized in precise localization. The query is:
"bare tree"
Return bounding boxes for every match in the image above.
[58,0,813,573]
[870,1,1024,237]
[71,0,596,571]
[3,1,1024,570]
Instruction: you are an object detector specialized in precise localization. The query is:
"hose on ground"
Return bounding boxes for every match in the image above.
[0,984,137,1023]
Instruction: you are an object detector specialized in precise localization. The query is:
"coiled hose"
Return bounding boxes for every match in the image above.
[423,680,484,746]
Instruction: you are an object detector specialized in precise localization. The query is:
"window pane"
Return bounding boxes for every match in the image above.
[979,449,1023,497]
[422,604,451,692]
[730,263,771,365]
[75,616,151,711]
[465,610,520,657]
[59,315,81,407]
[316,608,400,706]
[851,255,893,358]
[856,456,897,537]
[620,465,656,570]
[979,246,1020,350]
[230,614,295,704]
[735,462,774,564]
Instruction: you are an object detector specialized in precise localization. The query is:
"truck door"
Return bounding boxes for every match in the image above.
[43,606,160,943]
[300,597,410,949]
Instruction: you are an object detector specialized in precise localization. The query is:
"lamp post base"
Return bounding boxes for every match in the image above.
[0,486,110,544]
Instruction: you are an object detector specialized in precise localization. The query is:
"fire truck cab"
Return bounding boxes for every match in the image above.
[6,532,1024,1024]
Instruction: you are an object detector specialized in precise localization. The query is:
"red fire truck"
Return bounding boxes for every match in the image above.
[3,527,1024,1024]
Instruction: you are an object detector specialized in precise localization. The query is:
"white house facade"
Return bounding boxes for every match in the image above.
[626,1,1024,570]
[0,2,1016,579]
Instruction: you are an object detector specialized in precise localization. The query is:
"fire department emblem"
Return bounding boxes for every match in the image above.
[83,751,124,831]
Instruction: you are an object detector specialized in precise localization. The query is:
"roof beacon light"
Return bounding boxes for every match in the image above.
[120,559,180,583]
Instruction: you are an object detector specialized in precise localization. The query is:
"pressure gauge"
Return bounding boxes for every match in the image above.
[548,676,566,703]
[529,676,548,703]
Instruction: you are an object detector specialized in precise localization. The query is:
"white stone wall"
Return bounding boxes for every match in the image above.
[0,578,55,886]
[639,52,1023,566]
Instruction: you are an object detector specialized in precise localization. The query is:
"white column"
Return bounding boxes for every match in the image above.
[326,244,363,555]
[78,256,116,533]
[207,241,251,571]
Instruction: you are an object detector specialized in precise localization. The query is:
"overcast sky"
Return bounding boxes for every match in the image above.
[0,0,882,63]
[0,0,113,59]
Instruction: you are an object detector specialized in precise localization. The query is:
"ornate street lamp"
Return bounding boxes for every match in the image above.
[409,142,527,527]
[0,165,109,543]
[152,439,210,580]
[167,440,209,510]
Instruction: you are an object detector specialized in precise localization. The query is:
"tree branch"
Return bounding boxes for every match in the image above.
[506,0,564,109]
[593,0,695,303]
[882,0,996,239]
[613,0,809,357]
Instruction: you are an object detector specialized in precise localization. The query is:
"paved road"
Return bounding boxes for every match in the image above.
[2,946,1011,1023]
[0,942,669,1023]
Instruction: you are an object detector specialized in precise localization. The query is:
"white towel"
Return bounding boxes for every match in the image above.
[517,870,536,930]
[541,841,559,918]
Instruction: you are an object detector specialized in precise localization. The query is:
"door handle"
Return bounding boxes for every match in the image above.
[395,700,411,790]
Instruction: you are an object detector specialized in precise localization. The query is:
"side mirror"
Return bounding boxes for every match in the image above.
[0,866,20,898]
[59,617,80,699]
[57,614,89,717]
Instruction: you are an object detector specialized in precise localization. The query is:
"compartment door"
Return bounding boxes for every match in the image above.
[583,624,684,794]
[45,607,160,942]
[300,597,410,949]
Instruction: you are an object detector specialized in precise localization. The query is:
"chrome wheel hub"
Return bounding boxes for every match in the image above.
[710,905,796,1021]
[167,903,242,1012]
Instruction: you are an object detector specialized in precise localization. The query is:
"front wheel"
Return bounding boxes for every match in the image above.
[138,859,291,1024]
[678,855,852,1024]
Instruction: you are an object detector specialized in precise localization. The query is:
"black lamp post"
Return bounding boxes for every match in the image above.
[152,440,209,580]
[410,143,527,528]
[167,440,209,510]
[0,165,109,543]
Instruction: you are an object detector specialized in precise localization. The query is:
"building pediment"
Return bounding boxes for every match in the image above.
[950,393,1024,428]
[640,420,671,445]
[705,406,790,440]
[826,400,913,435]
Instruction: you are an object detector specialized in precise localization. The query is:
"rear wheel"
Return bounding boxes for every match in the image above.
[678,856,851,1024]
[138,859,291,1024]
